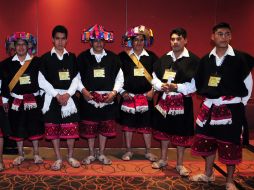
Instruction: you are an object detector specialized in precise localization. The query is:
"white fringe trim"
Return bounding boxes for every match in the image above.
[168,109,184,116]
[61,98,77,118]
[155,104,167,118]
[196,118,207,127]
[24,103,37,110]
[121,105,135,114]
[136,106,148,113]
[210,118,232,125]
[11,104,19,111]
[42,89,78,118]
[87,99,113,108]
[87,100,100,108]
[87,91,113,108]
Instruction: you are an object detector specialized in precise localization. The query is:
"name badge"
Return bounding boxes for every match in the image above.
[59,71,70,80]
[208,76,221,87]
[94,68,105,78]
[163,69,176,80]
[19,75,31,85]
[134,68,145,76]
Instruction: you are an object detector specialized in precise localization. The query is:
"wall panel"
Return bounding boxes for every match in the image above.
[0,0,254,147]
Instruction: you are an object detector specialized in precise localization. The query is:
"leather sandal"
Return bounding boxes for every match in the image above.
[81,155,96,165]
[189,173,215,182]
[145,152,158,162]
[67,157,80,168]
[122,152,133,161]
[51,159,63,171]
[13,156,25,166]
[152,159,168,169]
[34,155,44,164]
[0,162,5,172]
[176,165,190,176]
[98,154,112,165]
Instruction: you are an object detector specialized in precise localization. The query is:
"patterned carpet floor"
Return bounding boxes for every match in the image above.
[0,159,254,189]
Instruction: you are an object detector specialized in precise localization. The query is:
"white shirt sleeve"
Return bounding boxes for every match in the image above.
[67,74,79,96]
[77,73,85,92]
[176,78,197,95]
[152,72,162,91]
[113,68,124,93]
[242,73,253,106]
[38,71,58,97]
[2,97,8,103]
[119,88,126,95]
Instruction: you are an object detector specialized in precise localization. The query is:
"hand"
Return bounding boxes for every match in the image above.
[82,88,93,101]
[146,88,154,100]
[122,91,132,101]
[168,83,178,92]
[56,93,70,106]
[56,94,62,104]
[104,91,117,103]
[161,83,170,93]
[3,103,9,113]
[61,93,70,106]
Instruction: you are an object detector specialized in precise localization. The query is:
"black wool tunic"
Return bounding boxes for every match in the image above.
[1,56,44,139]
[40,52,79,124]
[153,52,200,136]
[195,50,254,144]
[77,49,121,121]
[118,50,158,128]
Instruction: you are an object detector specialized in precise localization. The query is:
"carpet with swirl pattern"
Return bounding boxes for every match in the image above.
[0,159,254,189]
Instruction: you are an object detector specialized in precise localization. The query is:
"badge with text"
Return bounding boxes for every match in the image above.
[208,75,221,87]
[94,68,105,78]
[58,70,70,81]
[134,67,145,76]
[163,69,176,80]
[19,75,31,85]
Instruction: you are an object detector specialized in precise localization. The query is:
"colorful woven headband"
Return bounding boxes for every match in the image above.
[81,24,114,43]
[122,25,154,48]
[5,32,37,55]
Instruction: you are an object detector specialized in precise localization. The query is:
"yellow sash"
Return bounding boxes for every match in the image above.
[128,52,153,84]
[8,57,33,92]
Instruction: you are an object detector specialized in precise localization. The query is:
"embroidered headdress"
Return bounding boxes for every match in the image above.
[81,24,114,43]
[122,25,154,47]
[5,32,37,55]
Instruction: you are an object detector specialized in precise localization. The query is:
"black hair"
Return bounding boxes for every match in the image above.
[170,27,187,39]
[131,34,146,40]
[52,25,68,38]
[14,38,28,46]
[212,22,231,33]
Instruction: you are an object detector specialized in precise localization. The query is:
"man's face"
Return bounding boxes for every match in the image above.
[211,28,232,48]
[91,39,105,54]
[15,39,28,57]
[132,35,145,52]
[52,32,67,51]
[170,33,187,53]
